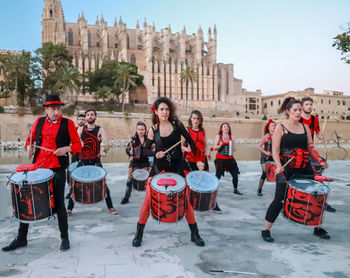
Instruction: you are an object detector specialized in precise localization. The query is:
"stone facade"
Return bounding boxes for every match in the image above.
[262,88,350,120]
[41,0,262,117]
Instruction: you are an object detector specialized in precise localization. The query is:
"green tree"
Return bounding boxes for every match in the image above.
[0,51,39,107]
[332,24,350,64]
[53,66,82,102]
[180,65,198,112]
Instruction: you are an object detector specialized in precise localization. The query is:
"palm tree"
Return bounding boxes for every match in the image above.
[113,63,138,112]
[180,66,198,112]
[53,66,81,103]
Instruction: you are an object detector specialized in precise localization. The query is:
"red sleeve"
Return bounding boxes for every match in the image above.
[24,117,40,149]
[314,116,320,133]
[68,119,82,154]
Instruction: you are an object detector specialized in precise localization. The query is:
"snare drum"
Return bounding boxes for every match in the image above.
[266,161,277,182]
[284,178,330,226]
[132,168,149,191]
[71,166,107,204]
[150,172,186,223]
[187,171,219,211]
[9,166,55,223]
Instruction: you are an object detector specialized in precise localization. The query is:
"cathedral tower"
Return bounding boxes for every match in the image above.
[42,0,65,44]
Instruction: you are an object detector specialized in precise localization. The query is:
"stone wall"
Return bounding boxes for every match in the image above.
[0,112,349,145]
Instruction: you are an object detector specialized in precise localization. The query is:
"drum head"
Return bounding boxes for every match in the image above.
[132,169,149,181]
[288,179,330,194]
[10,168,54,184]
[68,162,79,173]
[71,166,106,182]
[187,171,219,193]
[265,161,275,165]
[150,172,186,193]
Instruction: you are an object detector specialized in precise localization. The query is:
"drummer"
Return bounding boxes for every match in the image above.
[182,110,209,174]
[66,109,117,215]
[71,114,86,163]
[120,121,152,205]
[261,97,330,242]
[132,97,205,247]
[257,119,276,196]
[300,96,336,213]
[2,95,82,252]
[213,122,241,202]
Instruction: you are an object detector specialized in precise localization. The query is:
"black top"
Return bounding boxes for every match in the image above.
[126,136,150,168]
[280,124,308,152]
[80,126,101,160]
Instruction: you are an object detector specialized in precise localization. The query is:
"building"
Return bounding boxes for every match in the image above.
[262,88,350,120]
[42,0,262,117]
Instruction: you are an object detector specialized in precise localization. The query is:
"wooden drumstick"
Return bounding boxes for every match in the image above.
[199,170,202,184]
[34,144,55,153]
[282,157,294,169]
[321,112,329,134]
[164,140,182,154]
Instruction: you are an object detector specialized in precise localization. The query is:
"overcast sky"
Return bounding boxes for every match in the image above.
[1,0,349,95]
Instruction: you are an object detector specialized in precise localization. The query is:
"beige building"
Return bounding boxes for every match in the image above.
[42,0,262,117]
[262,88,350,120]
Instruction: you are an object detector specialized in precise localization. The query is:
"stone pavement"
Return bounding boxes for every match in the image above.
[0,161,349,278]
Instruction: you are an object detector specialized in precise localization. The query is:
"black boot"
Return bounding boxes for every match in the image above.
[189,223,205,247]
[314,227,331,239]
[261,230,274,242]
[132,223,145,247]
[326,204,336,213]
[234,188,243,195]
[257,188,263,196]
[60,238,70,251]
[121,180,132,205]
[2,238,28,252]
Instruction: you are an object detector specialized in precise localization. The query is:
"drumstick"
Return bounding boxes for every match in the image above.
[282,157,294,169]
[164,140,182,154]
[321,112,329,134]
[199,170,202,184]
[34,144,55,153]
[210,269,256,276]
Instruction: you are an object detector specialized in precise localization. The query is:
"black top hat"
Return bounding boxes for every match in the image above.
[43,95,65,107]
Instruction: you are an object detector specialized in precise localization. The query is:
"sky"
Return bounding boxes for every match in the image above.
[1,0,349,96]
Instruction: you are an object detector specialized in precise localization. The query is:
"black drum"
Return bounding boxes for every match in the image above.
[132,168,149,191]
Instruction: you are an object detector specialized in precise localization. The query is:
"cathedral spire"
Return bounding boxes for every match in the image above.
[96,16,99,25]
[143,17,147,29]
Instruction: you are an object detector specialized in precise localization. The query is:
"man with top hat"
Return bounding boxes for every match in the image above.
[2,95,82,252]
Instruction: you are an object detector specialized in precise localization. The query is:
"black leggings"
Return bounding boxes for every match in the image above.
[265,163,314,223]
[215,158,239,189]
[18,168,68,240]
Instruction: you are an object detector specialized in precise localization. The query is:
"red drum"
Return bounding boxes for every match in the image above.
[150,172,186,223]
[132,168,149,191]
[266,161,276,182]
[284,178,330,226]
[187,171,219,211]
[71,166,107,204]
[9,167,55,223]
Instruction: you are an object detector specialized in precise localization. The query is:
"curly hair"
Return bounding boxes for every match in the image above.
[151,97,178,125]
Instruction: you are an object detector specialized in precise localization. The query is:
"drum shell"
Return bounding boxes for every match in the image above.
[149,174,186,223]
[10,178,54,223]
[71,178,106,204]
[132,168,149,191]
[133,179,146,191]
[189,189,217,211]
[283,180,329,226]
[266,162,276,182]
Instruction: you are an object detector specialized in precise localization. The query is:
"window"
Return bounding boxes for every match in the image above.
[278,99,281,105]
[329,100,331,104]
[130,54,136,65]
[127,34,130,49]
[49,9,53,18]
[264,103,267,109]
[88,31,91,47]
[343,101,346,105]
[321,99,323,104]
[68,29,73,46]
[270,100,273,106]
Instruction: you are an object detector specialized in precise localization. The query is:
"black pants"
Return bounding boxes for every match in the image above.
[265,163,314,223]
[18,168,68,241]
[67,158,113,210]
[214,158,239,189]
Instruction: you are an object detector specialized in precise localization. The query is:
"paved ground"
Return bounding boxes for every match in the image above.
[0,161,349,278]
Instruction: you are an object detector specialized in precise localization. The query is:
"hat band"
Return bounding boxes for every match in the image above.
[44,101,63,106]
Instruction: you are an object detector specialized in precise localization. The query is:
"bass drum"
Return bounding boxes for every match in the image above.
[187,171,219,211]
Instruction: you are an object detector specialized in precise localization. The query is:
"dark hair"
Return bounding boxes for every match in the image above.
[218,122,232,138]
[133,121,147,146]
[264,119,276,134]
[188,110,203,130]
[77,114,85,119]
[151,97,177,125]
[278,97,302,115]
[301,96,313,104]
[85,109,97,116]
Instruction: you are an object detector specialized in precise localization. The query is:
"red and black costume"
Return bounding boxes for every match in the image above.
[299,115,320,140]
[260,135,273,164]
[67,125,114,210]
[132,120,205,247]
[184,127,209,175]
[121,135,151,204]
[265,124,324,223]
[17,115,82,244]
[214,136,240,192]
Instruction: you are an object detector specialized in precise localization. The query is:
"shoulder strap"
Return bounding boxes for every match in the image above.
[280,124,289,134]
